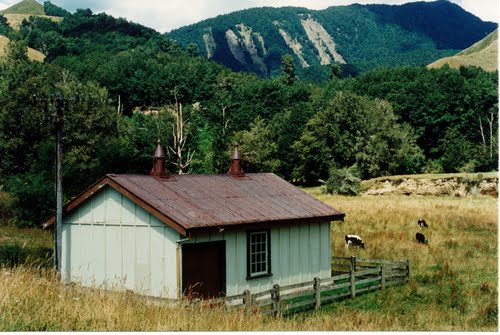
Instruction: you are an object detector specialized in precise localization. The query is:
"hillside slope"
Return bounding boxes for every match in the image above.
[168,0,497,77]
[0,0,62,30]
[428,29,498,72]
[0,34,45,61]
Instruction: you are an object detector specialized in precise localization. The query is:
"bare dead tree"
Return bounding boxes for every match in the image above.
[479,109,496,159]
[168,91,194,174]
[486,109,495,159]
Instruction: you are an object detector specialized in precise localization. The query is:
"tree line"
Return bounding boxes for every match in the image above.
[0,6,497,227]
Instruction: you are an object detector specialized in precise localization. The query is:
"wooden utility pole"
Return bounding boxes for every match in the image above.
[53,98,64,273]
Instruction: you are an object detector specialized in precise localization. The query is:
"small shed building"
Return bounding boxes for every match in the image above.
[43,143,344,299]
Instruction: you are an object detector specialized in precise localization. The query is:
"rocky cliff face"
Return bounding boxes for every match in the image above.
[206,19,344,74]
[362,175,498,197]
[299,14,346,65]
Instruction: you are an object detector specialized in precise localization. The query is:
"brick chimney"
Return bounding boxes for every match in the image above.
[227,142,245,177]
[150,140,169,178]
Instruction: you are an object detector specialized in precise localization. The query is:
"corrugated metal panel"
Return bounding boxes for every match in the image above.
[107,173,344,231]
[47,172,344,234]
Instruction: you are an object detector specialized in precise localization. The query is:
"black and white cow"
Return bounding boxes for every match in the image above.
[416,232,428,244]
[345,234,365,249]
[417,219,429,228]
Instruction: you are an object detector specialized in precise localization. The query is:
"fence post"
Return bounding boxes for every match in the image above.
[406,259,411,281]
[243,289,252,309]
[272,284,281,316]
[314,277,321,310]
[380,266,385,291]
[350,263,356,298]
[350,256,356,272]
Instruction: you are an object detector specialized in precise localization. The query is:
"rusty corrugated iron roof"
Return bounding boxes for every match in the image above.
[43,173,344,235]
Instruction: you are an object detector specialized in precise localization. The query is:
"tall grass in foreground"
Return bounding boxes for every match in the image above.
[0,193,497,331]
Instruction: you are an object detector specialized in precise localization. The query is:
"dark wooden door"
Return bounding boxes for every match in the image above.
[182,241,226,299]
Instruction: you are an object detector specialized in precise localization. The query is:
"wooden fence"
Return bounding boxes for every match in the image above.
[222,256,410,316]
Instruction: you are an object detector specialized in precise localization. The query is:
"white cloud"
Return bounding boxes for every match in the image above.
[0,0,497,32]
[453,0,499,22]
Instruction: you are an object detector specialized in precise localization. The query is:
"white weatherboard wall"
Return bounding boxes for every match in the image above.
[184,221,331,296]
[61,186,180,299]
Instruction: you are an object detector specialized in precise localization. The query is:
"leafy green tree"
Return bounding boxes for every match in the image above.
[5,39,29,64]
[329,64,343,80]
[344,66,498,172]
[293,91,423,182]
[281,54,296,85]
[234,116,279,173]
[268,101,315,179]
[0,14,13,36]
[437,127,478,173]
[44,1,71,17]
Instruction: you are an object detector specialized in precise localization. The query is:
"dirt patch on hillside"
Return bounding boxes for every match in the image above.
[363,176,498,197]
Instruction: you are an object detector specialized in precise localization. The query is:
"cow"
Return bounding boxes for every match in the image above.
[345,234,365,249]
[416,232,428,244]
[418,219,429,228]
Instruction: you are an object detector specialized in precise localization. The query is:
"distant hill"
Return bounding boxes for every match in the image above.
[428,29,498,72]
[0,0,62,30]
[168,0,497,77]
[0,0,44,15]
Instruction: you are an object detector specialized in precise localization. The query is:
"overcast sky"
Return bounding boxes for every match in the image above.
[0,0,498,33]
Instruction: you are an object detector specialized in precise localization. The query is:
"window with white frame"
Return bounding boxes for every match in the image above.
[247,230,271,279]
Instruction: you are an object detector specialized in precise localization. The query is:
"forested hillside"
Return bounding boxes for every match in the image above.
[0,1,497,228]
[168,0,497,78]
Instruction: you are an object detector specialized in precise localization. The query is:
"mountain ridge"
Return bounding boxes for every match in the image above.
[168,0,497,77]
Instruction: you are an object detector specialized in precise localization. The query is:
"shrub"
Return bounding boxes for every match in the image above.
[0,188,13,222]
[6,173,54,228]
[321,166,361,196]
[0,243,53,268]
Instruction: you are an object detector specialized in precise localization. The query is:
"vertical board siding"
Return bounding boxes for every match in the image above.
[121,226,136,290]
[278,227,291,286]
[106,188,122,223]
[320,223,331,278]
[134,227,151,294]
[219,222,331,296]
[289,225,301,285]
[105,226,122,285]
[62,186,179,299]
[236,231,247,294]
[225,233,237,295]
[62,186,332,299]
[92,191,105,223]
[310,224,320,275]
[299,224,310,282]
[150,226,165,297]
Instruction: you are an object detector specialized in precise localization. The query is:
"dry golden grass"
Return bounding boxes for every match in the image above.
[0,35,45,62]
[0,192,497,331]
[3,14,62,30]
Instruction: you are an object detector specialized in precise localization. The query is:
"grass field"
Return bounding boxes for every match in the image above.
[0,191,497,331]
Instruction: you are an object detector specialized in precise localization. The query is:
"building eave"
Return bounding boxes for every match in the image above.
[184,213,345,235]
[42,174,188,236]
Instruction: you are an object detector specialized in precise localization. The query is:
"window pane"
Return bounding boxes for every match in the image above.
[249,231,269,277]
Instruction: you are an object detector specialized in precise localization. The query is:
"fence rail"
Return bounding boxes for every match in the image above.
[222,256,410,315]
